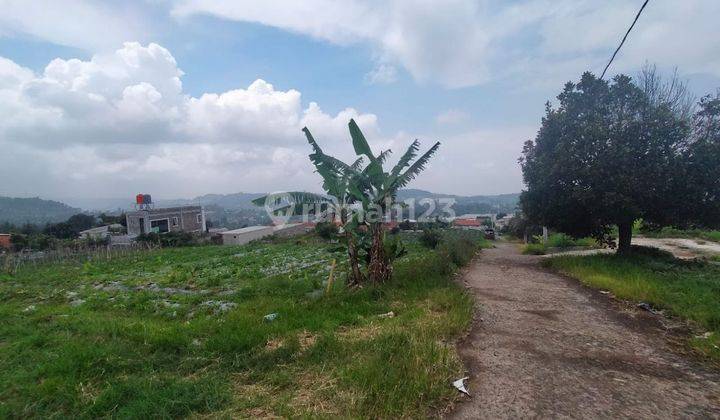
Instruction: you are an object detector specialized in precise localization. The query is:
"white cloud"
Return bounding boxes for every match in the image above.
[0,42,385,197]
[172,0,720,88]
[0,0,149,50]
[365,63,398,85]
[414,126,537,195]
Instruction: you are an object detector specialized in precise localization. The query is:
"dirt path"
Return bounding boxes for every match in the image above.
[451,241,720,419]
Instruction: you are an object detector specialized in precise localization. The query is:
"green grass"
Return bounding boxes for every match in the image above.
[546,248,720,361]
[522,233,597,255]
[522,243,547,255]
[0,230,484,418]
[640,226,720,243]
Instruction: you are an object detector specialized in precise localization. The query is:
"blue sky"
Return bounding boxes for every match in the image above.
[1,0,718,199]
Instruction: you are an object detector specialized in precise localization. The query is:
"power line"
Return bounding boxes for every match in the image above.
[600,0,651,79]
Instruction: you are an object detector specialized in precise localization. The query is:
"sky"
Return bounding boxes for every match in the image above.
[0,0,718,200]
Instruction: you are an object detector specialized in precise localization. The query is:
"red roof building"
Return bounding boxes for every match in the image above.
[0,234,11,250]
[453,218,483,228]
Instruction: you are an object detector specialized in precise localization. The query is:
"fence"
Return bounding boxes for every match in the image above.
[1,242,158,275]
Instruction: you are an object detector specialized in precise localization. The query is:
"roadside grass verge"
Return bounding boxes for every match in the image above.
[545,247,720,361]
[522,243,547,255]
[0,230,484,418]
[522,233,597,255]
[640,227,720,243]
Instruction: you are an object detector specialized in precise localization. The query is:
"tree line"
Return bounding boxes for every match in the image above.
[1,213,126,251]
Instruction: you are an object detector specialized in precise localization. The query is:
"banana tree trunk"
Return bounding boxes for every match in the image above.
[345,229,365,286]
[368,223,391,283]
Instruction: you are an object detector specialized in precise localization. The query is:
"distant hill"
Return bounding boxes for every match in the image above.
[0,197,81,225]
[397,189,519,213]
[56,190,519,214]
[160,192,267,209]
[59,192,267,211]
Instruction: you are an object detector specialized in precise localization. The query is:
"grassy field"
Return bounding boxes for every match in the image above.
[546,248,720,362]
[0,230,487,418]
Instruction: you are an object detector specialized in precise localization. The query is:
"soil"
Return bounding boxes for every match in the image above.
[451,241,720,419]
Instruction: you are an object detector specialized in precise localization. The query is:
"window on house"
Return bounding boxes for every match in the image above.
[172,217,178,227]
[196,214,202,224]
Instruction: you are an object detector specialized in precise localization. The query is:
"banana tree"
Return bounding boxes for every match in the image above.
[345,119,440,283]
[253,127,367,286]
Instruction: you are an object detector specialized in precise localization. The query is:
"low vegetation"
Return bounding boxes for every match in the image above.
[522,243,547,255]
[546,247,720,362]
[0,230,488,418]
[639,227,720,243]
[521,233,597,255]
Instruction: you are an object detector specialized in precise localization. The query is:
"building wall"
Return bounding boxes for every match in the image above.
[221,226,274,246]
[126,206,205,236]
[0,234,11,250]
[273,223,313,238]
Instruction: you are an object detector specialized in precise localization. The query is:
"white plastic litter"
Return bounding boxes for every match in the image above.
[453,377,470,395]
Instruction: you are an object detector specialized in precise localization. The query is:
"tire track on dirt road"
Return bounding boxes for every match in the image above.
[451,242,720,419]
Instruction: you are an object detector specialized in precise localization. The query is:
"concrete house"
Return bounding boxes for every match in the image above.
[79,224,123,240]
[221,226,274,245]
[126,206,206,237]
[220,223,314,246]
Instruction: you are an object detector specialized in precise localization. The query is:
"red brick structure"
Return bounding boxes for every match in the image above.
[453,218,483,228]
[0,234,11,250]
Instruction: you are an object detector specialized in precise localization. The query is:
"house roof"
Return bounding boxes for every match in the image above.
[457,213,494,219]
[454,218,483,227]
[222,225,274,235]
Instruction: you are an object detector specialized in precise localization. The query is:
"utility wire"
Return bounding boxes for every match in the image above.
[600,0,650,79]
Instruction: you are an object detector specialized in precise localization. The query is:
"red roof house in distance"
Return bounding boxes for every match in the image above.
[0,234,11,250]
[453,218,483,229]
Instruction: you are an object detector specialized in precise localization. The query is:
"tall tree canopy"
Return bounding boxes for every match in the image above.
[519,72,697,254]
[686,92,720,227]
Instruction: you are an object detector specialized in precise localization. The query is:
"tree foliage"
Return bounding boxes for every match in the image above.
[519,71,708,254]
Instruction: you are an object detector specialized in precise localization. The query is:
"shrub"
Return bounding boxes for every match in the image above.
[383,236,407,262]
[546,233,576,248]
[574,237,597,247]
[419,229,442,249]
[522,243,546,255]
[438,237,476,267]
[135,232,199,247]
[314,221,338,239]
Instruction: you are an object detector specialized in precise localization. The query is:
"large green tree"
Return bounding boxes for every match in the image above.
[685,92,720,227]
[520,72,691,254]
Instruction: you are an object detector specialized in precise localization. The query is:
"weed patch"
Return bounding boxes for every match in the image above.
[546,248,720,361]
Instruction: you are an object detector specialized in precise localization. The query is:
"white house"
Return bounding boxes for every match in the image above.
[221,226,275,245]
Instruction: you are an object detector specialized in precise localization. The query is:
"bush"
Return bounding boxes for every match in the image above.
[522,243,546,255]
[10,233,55,252]
[546,233,576,248]
[315,222,338,239]
[438,237,476,267]
[135,232,199,247]
[419,229,442,249]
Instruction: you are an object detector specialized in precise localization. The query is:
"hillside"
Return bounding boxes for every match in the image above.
[0,197,81,225]
[56,190,520,214]
[397,189,520,213]
[160,192,267,209]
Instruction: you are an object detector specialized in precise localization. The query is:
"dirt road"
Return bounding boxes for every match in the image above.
[452,241,720,419]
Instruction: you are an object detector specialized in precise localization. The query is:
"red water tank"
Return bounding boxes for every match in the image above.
[136,194,144,204]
